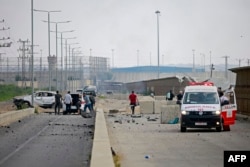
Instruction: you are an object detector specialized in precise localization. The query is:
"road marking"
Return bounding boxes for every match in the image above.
[0,116,61,165]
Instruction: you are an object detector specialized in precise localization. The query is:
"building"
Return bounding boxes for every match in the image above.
[230,66,250,115]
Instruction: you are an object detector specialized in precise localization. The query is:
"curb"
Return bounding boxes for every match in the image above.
[0,108,35,126]
[90,108,115,167]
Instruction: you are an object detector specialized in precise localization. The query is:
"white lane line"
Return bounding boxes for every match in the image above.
[0,116,61,165]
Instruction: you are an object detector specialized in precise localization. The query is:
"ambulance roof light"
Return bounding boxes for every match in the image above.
[189,82,214,86]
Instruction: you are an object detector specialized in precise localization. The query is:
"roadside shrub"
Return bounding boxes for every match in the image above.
[0,84,32,102]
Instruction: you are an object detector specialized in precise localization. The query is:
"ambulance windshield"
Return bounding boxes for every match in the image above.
[183,92,220,104]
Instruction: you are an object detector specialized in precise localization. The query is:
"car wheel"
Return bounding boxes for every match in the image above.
[21,101,31,109]
[180,126,186,132]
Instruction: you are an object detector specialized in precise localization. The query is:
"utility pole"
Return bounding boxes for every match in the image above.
[222,56,230,79]
[0,19,12,82]
[0,19,12,48]
[18,39,29,87]
[210,63,214,78]
[247,59,250,66]
[0,53,6,81]
[236,58,244,67]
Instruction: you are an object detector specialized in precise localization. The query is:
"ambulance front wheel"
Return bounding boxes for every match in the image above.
[223,125,231,131]
[180,126,186,132]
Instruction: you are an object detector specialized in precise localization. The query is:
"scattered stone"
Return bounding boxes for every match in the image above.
[147,118,157,121]
[131,114,142,118]
[108,114,116,117]
[109,109,119,114]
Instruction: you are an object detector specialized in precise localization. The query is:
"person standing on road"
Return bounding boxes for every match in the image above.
[83,92,92,113]
[54,90,62,115]
[166,90,175,101]
[176,90,183,105]
[64,91,72,114]
[129,91,138,115]
[89,92,96,111]
[219,91,229,106]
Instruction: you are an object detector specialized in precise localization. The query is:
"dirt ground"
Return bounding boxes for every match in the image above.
[0,100,16,114]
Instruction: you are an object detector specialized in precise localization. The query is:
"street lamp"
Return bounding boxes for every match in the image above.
[44,20,71,90]
[31,0,34,106]
[34,9,61,91]
[59,31,74,91]
[64,40,78,91]
[155,10,160,79]
[51,33,75,91]
[71,47,81,91]
[67,43,79,91]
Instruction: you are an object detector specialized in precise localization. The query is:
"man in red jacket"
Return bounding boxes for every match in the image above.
[129,91,138,115]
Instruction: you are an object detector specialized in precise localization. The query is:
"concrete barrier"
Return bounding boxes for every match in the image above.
[90,108,115,167]
[0,108,35,126]
[161,105,180,124]
[154,100,168,114]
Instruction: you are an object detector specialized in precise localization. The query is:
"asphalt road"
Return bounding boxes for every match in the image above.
[0,112,94,167]
[106,113,250,167]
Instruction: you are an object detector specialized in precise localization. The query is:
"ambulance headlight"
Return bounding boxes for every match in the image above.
[181,110,188,115]
[214,110,221,115]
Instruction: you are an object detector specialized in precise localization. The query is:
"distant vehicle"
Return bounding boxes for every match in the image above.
[14,91,56,108]
[76,85,97,96]
[62,93,85,115]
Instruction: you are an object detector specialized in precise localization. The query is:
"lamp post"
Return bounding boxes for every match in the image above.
[31,0,34,105]
[34,9,61,91]
[43,20,71,90]
[66,41,78,91]
[55,32,75,91]
[155,10,160,79]
[59,37,76,90]
[71,47,81,91]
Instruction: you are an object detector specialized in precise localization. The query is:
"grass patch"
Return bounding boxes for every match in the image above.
[0,84,32,102]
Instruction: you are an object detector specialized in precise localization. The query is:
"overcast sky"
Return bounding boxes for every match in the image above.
[1,0,250,68]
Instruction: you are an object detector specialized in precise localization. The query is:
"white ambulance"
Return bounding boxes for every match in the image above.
[180,82,237,132]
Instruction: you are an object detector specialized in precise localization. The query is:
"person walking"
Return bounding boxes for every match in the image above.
[54,90,62,115]
[89,92,96,111]
[129,91,138,115]
[64,91,72,115]
[83,92,92,113]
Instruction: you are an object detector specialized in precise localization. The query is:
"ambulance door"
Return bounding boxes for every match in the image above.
[221,89,237,131]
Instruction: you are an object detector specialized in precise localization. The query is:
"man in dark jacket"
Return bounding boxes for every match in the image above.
[54,90,62,115]
[166,90,175,101]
